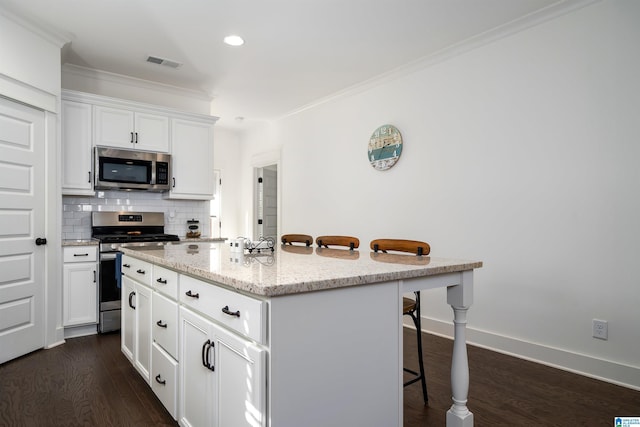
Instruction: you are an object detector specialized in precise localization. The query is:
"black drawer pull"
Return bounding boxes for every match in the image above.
[185,290,199,299]
[156,320,168,328]
[221,305,240,318]
[73,253,89,257]
[123,264,131,269]
[156,278,167,284]
[155,374,166,385]
[128,291,136,309]
[136,269,145,275]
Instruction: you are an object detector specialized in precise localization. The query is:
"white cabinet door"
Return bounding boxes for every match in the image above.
[62,262,97,326]
[121,276,136,362]
[61,100,94,195]
[134,112,169,152]
[179,306,266,427]
[179,307,214,427]
[94,106,135,149]
[94,106,169,152]
[134,282,152,384]
[167,118,214,200]
[213,322,266,427]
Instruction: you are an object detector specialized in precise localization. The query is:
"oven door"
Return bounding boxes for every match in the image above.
[99,251,122,332]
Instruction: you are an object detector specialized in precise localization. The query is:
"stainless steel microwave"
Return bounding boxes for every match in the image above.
[94,147,171,192]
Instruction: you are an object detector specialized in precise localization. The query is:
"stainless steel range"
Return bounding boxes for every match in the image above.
[92,211,179,333]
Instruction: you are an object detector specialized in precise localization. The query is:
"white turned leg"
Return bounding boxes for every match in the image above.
[446,305,473,427]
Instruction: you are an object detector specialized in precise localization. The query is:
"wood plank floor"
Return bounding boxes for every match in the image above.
[0,330,637,426]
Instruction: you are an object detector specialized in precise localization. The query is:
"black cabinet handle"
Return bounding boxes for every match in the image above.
[155,374,166,385]
[136,269,145,275]
[201,339,215,371]
[93,270,96,283]
[185,290,199,299]
[130,132,134,143]
[74,253,89,257]
[201,339,215,372]
[123,264,131,269]
[156,320,168,328]
[135,132,138,143]
[172,177,176,188]
[128,291,136,309]
[156,278,167,284]
[88,171,91,183]
[221,305,240,318]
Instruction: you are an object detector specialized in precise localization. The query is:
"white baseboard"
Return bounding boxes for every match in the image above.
[410,317,640,391]
[63,324,98,339]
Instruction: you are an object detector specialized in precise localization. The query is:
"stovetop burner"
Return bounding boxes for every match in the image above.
[92,211,180,251]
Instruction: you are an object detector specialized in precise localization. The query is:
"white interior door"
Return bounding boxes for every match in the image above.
[0,96,46,364]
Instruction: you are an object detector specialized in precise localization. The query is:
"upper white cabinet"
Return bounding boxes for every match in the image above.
[61,90,218,199]
[61,100,94,195]
[166,118,215,200]
[94,106,169,153]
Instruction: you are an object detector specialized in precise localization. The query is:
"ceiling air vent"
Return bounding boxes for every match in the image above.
[146,55,182,69]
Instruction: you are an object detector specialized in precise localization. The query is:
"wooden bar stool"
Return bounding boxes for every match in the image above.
[281,234,313,246]
[370,238,430,405]
[315,235,360,250]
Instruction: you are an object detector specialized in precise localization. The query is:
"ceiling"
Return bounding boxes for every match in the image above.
[1,0,576,128]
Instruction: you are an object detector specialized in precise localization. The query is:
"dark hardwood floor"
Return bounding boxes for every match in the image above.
[0,329,637,426]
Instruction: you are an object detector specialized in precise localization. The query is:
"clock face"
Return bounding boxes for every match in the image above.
[368,125,403,171]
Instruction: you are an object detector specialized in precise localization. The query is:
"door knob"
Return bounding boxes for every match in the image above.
[35,238,47,246]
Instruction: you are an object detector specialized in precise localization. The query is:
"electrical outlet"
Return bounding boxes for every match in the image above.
[593,319,608,340]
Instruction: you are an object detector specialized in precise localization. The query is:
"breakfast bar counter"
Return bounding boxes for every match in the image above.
[120,241,482,427]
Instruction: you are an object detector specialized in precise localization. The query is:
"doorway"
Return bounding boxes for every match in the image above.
[255,164,278,242]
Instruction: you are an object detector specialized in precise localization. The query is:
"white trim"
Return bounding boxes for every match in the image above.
[0,6,69,48]
[0,73,57,113]
[62,64,214,102]
[61,87,217,123]
[419,316,640,391]
[280,0,601,120]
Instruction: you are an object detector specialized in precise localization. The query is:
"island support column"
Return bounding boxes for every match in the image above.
[446,270,474,427]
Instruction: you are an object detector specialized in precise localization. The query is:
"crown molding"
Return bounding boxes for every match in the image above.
[0,6,69,48]
[62,63,213,103]
[280,0,601,120]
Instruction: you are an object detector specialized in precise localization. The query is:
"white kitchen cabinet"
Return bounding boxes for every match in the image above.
[121,258,153,384]
[152,342,178,419]
[61,100,94,195]
[166,118,215,200]
[62,246,98,327]
[94,105,169,153]
[179,306,266,427]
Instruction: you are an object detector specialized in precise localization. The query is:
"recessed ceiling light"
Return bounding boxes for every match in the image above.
[223,35,245,46]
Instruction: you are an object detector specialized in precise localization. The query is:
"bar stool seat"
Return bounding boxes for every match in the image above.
[281,234,313,246]
[371,238,430,405]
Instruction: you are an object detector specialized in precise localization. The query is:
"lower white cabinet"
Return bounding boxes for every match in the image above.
[152,342,178,419]
[179,306,266,427]
[63,246,98,327]
[121,275,152,383]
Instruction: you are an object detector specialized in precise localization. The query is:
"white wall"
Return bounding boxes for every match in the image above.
[235,0,640,388]
[213,127,243,239]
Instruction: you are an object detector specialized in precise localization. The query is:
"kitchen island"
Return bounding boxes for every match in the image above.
[121,241,482,427]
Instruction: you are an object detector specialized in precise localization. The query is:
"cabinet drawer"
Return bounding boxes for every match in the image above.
[153,265,178,299]
[151,343,178,420]
[152,292,178,360]
[63,246,97,263]
[180,275,265,344]
[121,255,152,287]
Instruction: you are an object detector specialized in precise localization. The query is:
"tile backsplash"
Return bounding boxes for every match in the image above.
[63,190,210,240]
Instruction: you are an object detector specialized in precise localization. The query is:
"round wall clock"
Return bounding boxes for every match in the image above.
[368,124,403,171]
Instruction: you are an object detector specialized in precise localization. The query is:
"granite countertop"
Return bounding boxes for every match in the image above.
[121,241,482,297]
[62,239,100,246]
